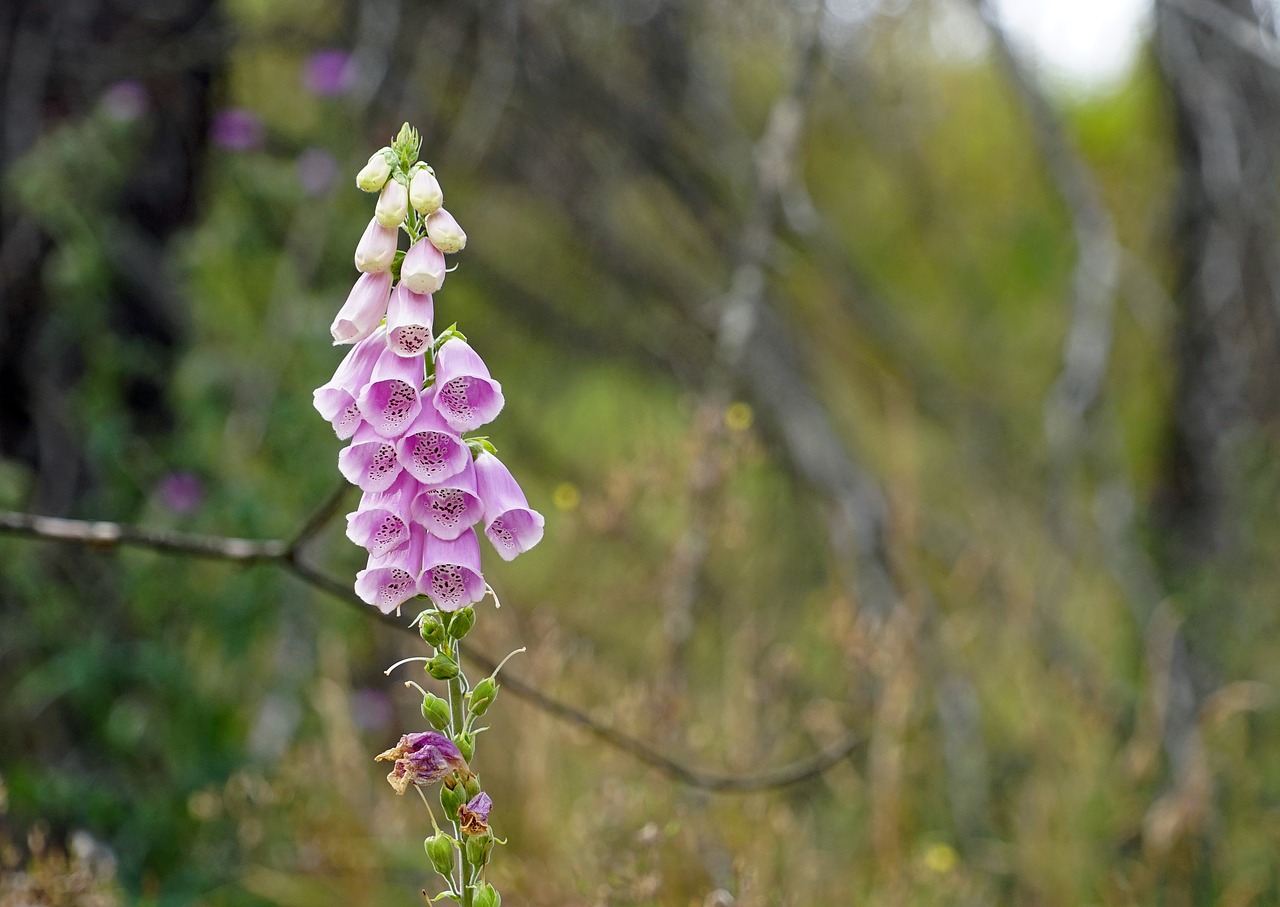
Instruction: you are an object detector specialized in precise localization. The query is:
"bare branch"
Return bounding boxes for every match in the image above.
[0,507,860,794]
[973,0,1122,485]
[0,510,286,561]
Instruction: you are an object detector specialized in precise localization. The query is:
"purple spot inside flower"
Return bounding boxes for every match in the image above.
[157,471,204,515]
[211,109,264,151]
[296,147,339,196]
[303,49,356,97]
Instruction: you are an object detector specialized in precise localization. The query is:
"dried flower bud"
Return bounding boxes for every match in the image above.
[356,148,393,192]
[426,652,459,680]
[426,208,467,254]
[410,167,444,214]
[421,692,452,730]
[376,178,409,227]
[425,833,454,877]
[448,607,476,640]
[473,883,500,907]
[468,677,497,718]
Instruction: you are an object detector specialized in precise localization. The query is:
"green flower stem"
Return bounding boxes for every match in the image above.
[447,641,474,907]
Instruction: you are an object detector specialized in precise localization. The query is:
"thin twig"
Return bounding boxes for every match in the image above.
[0,507,860,793]
[973,0,1122,496]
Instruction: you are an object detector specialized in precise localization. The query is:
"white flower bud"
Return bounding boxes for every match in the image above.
[375,179,409,228]
[409,168,444,214]
[356,149,393,193]
[426,208,466,254]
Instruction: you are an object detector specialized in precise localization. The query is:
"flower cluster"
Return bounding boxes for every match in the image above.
[312,124,539,907]
[312,125,544,617]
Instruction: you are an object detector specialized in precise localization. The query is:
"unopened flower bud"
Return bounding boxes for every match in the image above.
[440,782,463,817]
[425,833,454,876]
[401,239,446,294]
[464,832,493,866]
[426,652,459,680]
[468,677,497,718]
[421,693,452,730]
[353,217,398,273]
[456,731,475,762]
[463,776,482,802]
[426,208,467,254]
[420,613,446,646]
[473,883,500,907]
[410,167,444,214]
[448,607,476,639]
[376,178,409,227]
[356,148,393,192]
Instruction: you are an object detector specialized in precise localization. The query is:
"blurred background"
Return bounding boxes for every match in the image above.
[3,0,1280,903]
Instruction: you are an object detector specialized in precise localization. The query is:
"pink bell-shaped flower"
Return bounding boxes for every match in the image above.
[410,458,483,541]
[419,529,486,611]
[346,471,420,557]
[331,270,392,344]
[355,524,426,614]
[385,284,434,357]
[430,339,504,432]
[312,328,385,439]
[357,347,425,438]
[338,423,404,492]
[395,407,470,485]
[473,451,544,561]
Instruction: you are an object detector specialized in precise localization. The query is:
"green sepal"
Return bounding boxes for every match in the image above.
[468,677,497,717]
[425,833,455,877]
[440,783,463,818]
[426,652,459,680]
[464,833,493,867]
[420,614,447,647]
[448,607,476,640]
[465,437,498,458]
[421,693,452,730]
[456,731,475,762]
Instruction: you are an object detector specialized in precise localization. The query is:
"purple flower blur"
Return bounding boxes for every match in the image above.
[211,108,264,151]
[157,471,204,515]
[296,147,340,196]
[303,49,355,97]
[375,730,468,795]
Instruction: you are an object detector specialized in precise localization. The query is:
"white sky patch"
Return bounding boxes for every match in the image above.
[987,0,1154,91]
